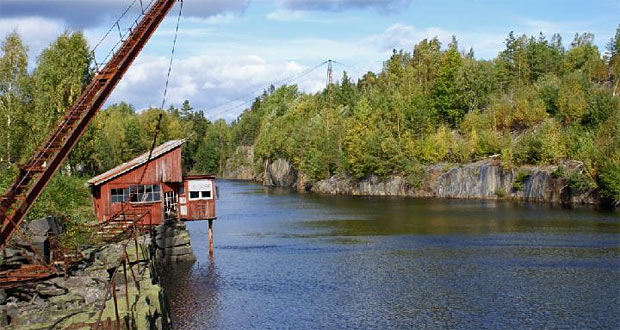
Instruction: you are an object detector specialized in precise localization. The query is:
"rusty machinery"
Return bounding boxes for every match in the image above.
[0,0,182,288]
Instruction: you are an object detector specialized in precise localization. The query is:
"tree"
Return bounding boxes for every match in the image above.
[607,25,620,96]
[28,32,92,161]
[180,99,193,119]
[432,36,465,126]
[411,38,442,93]
[0,31,29,164]
[563,33,606,81]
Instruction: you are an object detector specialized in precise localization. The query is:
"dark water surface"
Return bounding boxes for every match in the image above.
[160,180,620,330]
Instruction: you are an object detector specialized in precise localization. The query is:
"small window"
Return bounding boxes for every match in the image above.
[110,188,128,203]
[129,184,162,203]
[179,186,185,195]
[188,179,214,200]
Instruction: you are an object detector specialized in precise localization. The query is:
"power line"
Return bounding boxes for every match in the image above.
[205,61,328,118]
[160,0,184,110]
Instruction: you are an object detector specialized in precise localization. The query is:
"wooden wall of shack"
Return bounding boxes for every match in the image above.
[92,148,183,225]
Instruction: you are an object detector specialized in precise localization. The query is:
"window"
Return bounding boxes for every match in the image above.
[129,184,161,203]
[110,188,129,203]
[188,180,213,200]
[179,186,185,195]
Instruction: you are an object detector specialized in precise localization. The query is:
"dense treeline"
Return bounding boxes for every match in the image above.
[0,26,619,219]
[229,29,620,205]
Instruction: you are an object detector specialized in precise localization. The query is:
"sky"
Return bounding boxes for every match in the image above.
[0,0,618,121]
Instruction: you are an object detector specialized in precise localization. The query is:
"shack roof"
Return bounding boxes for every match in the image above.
[87,139,185,187]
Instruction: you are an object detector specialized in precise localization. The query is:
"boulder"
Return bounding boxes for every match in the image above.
[28,216,62,236]
[36,283,67,297]
[263,159,298,187]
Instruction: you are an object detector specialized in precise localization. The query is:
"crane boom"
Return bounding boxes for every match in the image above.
[0,0,180,249]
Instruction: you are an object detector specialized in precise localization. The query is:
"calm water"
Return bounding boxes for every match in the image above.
[160,180,620,330]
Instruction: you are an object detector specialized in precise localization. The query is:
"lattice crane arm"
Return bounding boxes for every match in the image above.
[0,0,181,249]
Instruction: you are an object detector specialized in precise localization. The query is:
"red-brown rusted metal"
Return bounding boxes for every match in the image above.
[0,0,179,250]
[0,264,55,289]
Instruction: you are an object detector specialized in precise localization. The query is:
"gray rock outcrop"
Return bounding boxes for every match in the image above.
[263,158,298,188]
[258,157,598,205]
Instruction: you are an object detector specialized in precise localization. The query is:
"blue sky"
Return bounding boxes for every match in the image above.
[0,0,618,120]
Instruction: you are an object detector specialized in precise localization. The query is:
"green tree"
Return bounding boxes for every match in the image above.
[607,25,620,96]
[0,31,30,164]
[28,32,92,161]
[432,36,465,126]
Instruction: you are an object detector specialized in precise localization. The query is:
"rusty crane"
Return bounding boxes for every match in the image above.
[0,0,183,284]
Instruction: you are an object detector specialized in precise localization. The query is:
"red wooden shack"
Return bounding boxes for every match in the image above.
[87,139,216,226]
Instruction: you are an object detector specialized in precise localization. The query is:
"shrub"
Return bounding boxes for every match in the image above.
[489,88,547,131]
[58,212,98,250]
[557,72,588,125]
[405,161,426,189]
[495,188,507,198]
[598,160,620,205]
[500,144,515,169]
[513,120,566,165]
[513,132,543,165]
[567,172,596,194]
[416,126,453,163]
[535,73,561,116]
[513,169,531,191]
[27,175,94,221]
[550,166,566,179]
[582,86,619,128]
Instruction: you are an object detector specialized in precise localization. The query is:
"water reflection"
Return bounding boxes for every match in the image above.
[160,180,620,330]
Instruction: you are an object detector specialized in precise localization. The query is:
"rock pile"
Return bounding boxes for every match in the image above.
[0,233,172,329]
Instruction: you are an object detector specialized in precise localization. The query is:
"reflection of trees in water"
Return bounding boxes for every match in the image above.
[159,260,220,329]
[300,198,620,236]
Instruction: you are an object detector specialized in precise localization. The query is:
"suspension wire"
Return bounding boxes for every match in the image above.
[161,0,184,110]
[205,61,328,118]
[92,0,138,52]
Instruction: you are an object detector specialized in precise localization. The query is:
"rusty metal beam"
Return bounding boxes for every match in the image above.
[0,0,178,250]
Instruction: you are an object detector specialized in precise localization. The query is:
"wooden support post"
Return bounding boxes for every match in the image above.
[208,219,214,257]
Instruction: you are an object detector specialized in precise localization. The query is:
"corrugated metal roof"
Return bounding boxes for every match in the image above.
[87,139,185,186]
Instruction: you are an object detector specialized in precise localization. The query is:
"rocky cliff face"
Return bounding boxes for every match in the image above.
[263,159,298,188]
[223,146,257,180]
[257,157,598,205]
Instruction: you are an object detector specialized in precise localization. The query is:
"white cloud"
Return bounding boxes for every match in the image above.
[0,17,65,66]
[367,23,452,52]
[107,53,330,121]
[267,9,307,21]
[366,23,506,59]
[520,19,562,35]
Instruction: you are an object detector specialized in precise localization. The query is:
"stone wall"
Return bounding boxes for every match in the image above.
[152,221,197,264]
